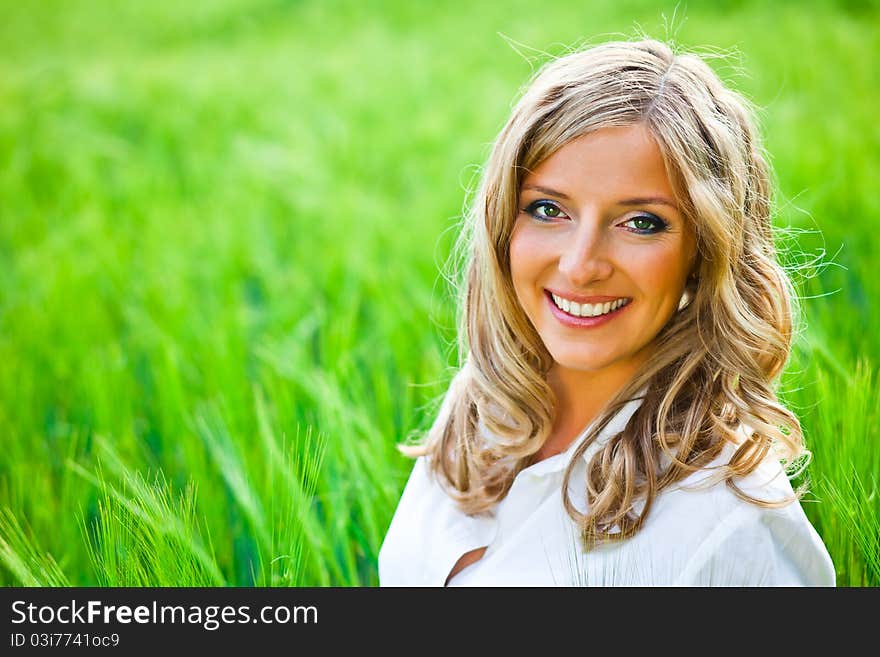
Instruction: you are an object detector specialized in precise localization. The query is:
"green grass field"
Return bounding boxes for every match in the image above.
[1,0,877,586]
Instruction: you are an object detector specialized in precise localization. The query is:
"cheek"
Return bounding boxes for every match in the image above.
[509,223,559,275]
[508,226,538,291]
[631,244,691,298]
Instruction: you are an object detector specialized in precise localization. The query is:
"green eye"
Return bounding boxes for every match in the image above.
[623,214,668,234]
[524,200,568,221]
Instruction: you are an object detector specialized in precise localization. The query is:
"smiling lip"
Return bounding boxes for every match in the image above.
[544,290,631,328]
[545,289,624,304]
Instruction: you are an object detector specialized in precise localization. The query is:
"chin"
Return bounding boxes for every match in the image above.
[547,348,618,373]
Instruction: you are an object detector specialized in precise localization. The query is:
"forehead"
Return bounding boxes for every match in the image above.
[521,124,676,204]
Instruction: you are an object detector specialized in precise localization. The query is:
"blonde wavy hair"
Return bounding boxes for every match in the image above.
[401,38,808,549]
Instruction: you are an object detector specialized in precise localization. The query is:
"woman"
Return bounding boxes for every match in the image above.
[378,38,836,586]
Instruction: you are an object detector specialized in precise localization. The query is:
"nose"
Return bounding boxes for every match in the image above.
[558,220,613,287]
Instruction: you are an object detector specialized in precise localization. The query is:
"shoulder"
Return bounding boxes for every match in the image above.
[383,455,439,523]
[377,456,433,585]
[646,440,836,586]
[378,455,495,586]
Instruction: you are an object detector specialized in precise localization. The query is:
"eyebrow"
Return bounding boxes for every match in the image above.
[521,184,678,209]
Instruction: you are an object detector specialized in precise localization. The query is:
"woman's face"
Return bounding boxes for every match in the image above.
[509,123,697,381]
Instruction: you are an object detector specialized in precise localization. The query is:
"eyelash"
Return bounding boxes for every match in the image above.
[521,200,669,235]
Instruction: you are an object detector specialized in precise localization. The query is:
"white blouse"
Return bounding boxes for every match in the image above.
[378,394,836,587]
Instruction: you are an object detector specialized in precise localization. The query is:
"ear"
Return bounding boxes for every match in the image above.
[687,240,703,278]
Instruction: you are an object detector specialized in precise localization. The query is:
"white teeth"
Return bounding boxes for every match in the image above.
[551,294,629,318]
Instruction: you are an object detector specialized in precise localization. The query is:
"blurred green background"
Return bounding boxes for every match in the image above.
[0,0,877,586]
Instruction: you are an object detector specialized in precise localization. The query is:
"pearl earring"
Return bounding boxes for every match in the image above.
[678,289,693,311]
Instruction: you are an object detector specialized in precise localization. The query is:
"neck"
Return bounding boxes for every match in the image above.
[547,355,649,441]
